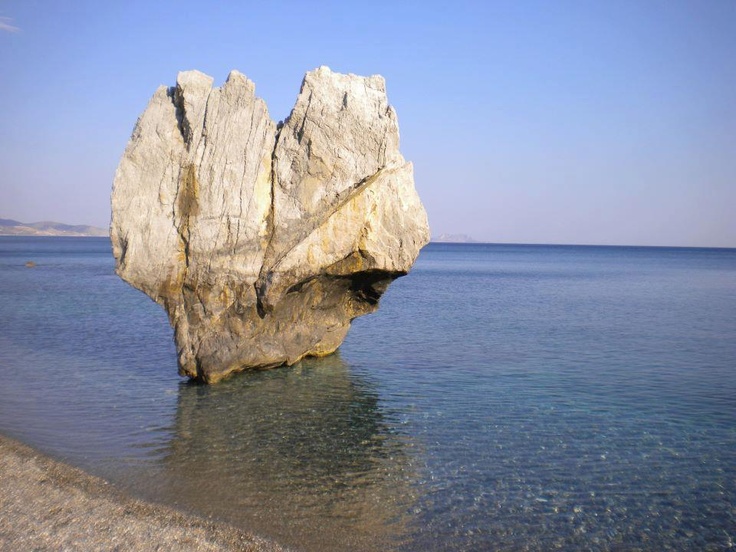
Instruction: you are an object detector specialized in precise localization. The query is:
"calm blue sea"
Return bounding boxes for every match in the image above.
[1,237,735,551]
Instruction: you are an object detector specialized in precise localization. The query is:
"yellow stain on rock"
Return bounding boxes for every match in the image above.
[177,164,200,219]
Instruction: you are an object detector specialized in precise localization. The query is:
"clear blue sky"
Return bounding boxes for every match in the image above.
[1,0,734,246]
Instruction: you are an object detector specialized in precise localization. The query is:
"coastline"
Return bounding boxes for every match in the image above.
[0,434,286,551]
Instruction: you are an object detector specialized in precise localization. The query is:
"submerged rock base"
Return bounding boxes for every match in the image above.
[111,67,429,382]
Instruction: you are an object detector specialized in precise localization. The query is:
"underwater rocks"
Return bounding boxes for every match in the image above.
[111,67,429,382]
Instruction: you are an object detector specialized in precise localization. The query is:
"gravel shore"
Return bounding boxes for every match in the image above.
[0,434,287,551]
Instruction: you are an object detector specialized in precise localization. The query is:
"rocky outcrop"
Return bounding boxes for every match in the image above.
[111,66,429,383]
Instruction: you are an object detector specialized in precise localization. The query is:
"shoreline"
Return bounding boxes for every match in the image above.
[0,434,287,551]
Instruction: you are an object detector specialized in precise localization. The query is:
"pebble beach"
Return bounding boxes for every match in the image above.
[0,434,286,551]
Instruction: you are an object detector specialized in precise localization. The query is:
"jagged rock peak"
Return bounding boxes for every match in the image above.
[111,67,430,383]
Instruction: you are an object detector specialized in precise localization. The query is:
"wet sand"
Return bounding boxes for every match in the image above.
[0,434,287,551]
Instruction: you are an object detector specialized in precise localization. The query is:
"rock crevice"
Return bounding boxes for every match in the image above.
[111,66,429,383]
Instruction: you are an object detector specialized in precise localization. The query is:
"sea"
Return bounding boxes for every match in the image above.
[0,237,734,551]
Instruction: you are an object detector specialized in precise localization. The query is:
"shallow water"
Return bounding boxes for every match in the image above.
[1,237,734,550]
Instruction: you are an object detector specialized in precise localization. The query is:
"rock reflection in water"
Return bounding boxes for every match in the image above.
[161,353,418,551]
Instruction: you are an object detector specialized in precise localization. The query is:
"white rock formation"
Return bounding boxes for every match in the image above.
[111,66,429,382]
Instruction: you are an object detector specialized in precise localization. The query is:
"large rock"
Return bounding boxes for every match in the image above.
[111,66,429,383]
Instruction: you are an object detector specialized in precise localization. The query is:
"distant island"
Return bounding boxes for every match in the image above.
[0,219,108,237]
[432,233,476,243]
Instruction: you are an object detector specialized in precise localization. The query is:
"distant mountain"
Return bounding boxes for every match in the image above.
[432,233,477,243]
[0,219,108,237]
